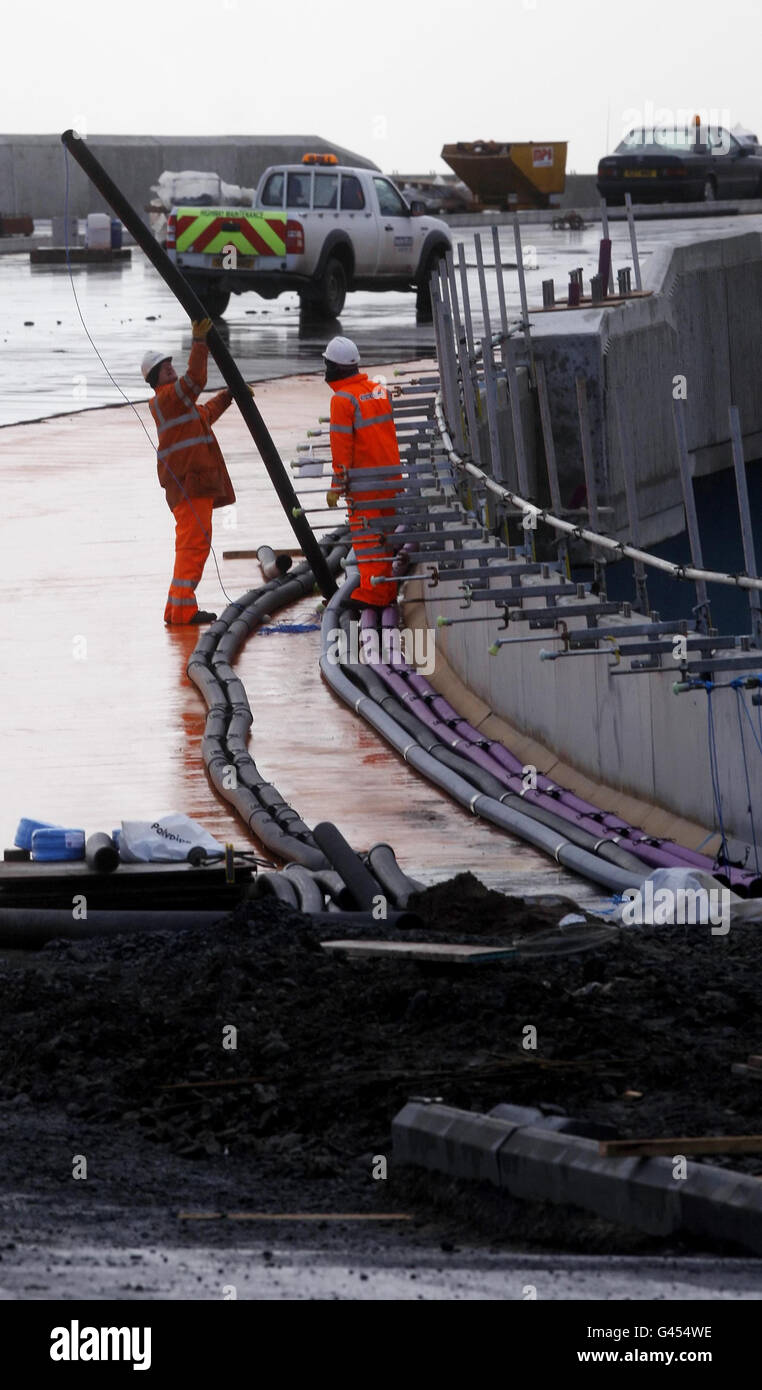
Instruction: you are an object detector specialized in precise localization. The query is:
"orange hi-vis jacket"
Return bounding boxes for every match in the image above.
[329,372,402,607]
[328,373,402,501]
[149,341,236,513]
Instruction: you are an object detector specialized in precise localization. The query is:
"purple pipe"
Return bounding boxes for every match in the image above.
[372,663,656,844]
[361,607,761,891]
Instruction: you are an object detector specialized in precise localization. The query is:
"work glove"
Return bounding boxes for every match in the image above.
[191,317,213,340]
[326,490,341,509]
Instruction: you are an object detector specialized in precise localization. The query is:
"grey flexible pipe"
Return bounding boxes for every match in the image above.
[187,530,351,868]
[283,863,327,914]
[257,544,293,580]
[254,872,301,908]
[320,574,642,893]
[308,869,356,910]
[365,843,425,908]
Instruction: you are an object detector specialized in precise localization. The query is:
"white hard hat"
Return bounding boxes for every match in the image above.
[323,336,360,366]
[141,349,172,381]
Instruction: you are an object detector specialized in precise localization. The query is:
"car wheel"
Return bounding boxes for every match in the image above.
[309,258,347,318]
[701,176,717,203]
[415,248,448,316]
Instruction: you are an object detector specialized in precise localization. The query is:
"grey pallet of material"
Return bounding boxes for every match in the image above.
[321,939,517,964]
[392,1101,762,1254]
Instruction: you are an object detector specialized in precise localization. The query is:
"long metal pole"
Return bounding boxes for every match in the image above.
[61,129,337,599]
[512,214,534,381]
[599,200,615,295]
[491,223,510,362]
[456,243,483,466]
[729,404,762,645]
[623,193,643,293]
[534,359,569,574]
[613,389,649,614]
[672,398,710,632]
[576,375,605,593]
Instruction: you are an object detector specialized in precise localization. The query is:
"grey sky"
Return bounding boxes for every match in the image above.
[4,0,761,174]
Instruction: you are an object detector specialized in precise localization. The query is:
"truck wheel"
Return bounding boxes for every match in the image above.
[195,283,230,319]
[415,249,447,316]
[309,258,347,317]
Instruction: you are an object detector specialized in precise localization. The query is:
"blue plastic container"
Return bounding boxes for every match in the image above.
[14,817,61,851]
[110,219,122,249]
[31,828,86,862]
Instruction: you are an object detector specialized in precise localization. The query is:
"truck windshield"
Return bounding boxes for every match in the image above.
[261,172,284,207]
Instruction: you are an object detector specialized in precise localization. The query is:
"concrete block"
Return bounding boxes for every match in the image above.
[392,1101,518,1187]
[680,1165,762,1254]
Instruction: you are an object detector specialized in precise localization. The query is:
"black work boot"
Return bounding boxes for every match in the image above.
[188,611,218,625]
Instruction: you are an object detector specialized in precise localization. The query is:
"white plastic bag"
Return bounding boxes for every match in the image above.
[119,812,225,863]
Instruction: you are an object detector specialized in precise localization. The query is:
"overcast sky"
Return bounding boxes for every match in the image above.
[4,0,761,173]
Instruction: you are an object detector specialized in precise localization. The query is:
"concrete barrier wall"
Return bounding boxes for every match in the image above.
[424,556,761,848]
[0,135,379,219]
[518,229,762,547]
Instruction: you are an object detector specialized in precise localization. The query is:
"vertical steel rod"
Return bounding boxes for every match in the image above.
[576,375,606,593]
[491,223,510,357]
[512,214,535,380]
[506,363,532,499]
[613,389,649,614]
[534,358,569,573]
[729,404,762,645]
[624,193,643,292]
[672,399,710,632]
[445,247,466,373]
[456,242,483,466]
[600,200,616,295]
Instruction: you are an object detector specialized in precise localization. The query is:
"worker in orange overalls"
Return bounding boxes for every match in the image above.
[324,336,402,608]
[142,317,245,626]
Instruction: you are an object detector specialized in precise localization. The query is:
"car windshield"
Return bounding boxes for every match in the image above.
[615,128,700,153]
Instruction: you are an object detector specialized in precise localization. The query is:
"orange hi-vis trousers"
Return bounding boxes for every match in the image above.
[350,505,398,607]
[164,496,214,625]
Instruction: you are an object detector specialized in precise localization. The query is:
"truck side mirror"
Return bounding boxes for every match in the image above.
[409,199,426,215]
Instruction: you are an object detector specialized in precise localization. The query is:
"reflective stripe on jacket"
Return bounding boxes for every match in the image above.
[328,372,402,504]
[149,341,236,512]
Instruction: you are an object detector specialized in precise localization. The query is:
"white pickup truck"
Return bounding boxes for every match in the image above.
[166,157,452,319]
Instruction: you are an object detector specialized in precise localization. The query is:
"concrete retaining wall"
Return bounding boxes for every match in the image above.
[424,546,761,847]
[425,229,762,840]
[521,229,762,547]
[0,134,379,220]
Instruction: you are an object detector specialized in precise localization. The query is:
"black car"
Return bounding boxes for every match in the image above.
[597,126,762,204]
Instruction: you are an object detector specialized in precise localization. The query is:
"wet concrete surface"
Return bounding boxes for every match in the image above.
[3,212,761,427]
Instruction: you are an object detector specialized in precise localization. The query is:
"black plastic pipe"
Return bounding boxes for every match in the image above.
[0,905,422,949]
[313,822,385,911]
[60,129,336,602]
[85,832,119,874]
